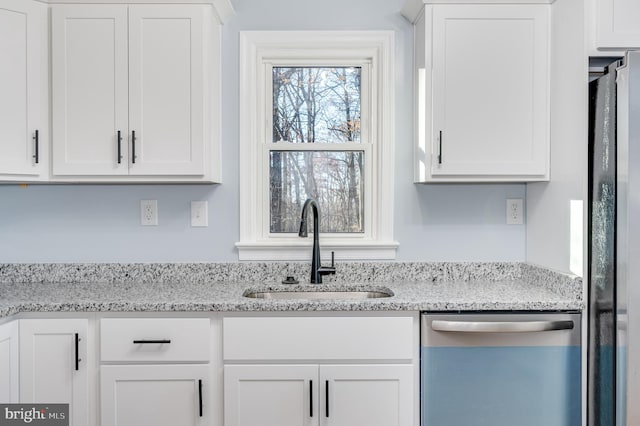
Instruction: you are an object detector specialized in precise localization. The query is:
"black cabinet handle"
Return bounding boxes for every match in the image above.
[325,380,329,418]
[310,380,313,417]
[117,131,122,164]
[198,379,203,417]
[438,130,443,165]
[132,339,171,344]
[131,130,137,164]
[32,130,39,164]
[74,333,80,371]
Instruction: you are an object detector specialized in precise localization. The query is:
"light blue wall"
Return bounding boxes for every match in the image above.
[0,0,526,263]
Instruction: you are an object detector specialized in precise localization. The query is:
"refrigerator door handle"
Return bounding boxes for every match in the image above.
[431,320,574,333]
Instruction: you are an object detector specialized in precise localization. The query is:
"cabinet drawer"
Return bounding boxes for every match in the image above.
[101,318,210,362]
[223,316,414,361]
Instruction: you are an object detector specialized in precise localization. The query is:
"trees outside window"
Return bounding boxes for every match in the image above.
[270,67,364,234]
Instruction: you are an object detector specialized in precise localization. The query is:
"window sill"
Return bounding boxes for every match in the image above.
[235,240,399,261]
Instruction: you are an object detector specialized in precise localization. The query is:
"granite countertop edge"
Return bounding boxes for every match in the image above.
[0,278,584,319]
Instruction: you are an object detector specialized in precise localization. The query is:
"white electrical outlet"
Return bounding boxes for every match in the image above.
[140,200,158,226]
[191,201,208,227]
[506,199,524,225]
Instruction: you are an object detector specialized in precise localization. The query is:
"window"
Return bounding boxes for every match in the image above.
[270,66,364,234]
[237,31,397,260]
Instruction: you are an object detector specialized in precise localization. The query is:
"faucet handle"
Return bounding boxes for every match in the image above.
[317,251,336,278]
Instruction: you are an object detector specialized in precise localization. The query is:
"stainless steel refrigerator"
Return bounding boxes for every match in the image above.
[589,51,640,426]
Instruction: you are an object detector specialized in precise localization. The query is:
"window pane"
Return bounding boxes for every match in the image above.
[272,67,361,143]
[270,151,364,233]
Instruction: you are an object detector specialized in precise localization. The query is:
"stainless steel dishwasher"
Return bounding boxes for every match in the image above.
[421,312,581,426]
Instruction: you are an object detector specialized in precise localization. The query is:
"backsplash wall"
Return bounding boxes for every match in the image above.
[0,0,526,263]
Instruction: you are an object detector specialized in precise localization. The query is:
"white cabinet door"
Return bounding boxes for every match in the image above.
[224,364,414,426]
[128,5,205,176]
[101,364,211,426]
[0,321,19,402]
[19,319,90,426]
[596,0,640,49]
[319,365,413,426]
[0,0,47,179]
[224,365,318,426]
[51,5,129,176]
[426,4,549,181]
[51,4,209,179]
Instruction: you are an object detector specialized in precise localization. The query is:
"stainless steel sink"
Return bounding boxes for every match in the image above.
[243,289,393,300]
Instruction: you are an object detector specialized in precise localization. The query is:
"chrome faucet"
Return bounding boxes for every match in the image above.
[298,198,336,284]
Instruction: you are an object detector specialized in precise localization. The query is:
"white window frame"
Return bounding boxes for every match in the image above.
[236,31,398,261]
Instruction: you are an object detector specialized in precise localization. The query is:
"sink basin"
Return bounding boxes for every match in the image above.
[243,290,393,300]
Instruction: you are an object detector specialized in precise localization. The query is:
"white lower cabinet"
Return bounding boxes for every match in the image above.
[320,365,413,426]
[19,319,91,426]
[224,364,413,426]
[0,321,19,402]
[223,314,418,426]
[99,317,216,426]
[4,313,417,426]
[101,365,211,426]
[224,365,317,426]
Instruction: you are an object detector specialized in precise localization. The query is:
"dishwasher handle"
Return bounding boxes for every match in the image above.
[431,319,574,333]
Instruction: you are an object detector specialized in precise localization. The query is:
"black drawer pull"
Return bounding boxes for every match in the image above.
[74,333,81,371]
[131,130,137,164]
[310,380,313,417]
[132,339,171,344]
[117,130,122,164]
[198,379,203,417]
[325,380,329,417]
[33,130,39,164]
[438,130,443,165]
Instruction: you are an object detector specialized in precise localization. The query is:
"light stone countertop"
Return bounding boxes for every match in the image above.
[0,262,584,318]
[0,278,582,318]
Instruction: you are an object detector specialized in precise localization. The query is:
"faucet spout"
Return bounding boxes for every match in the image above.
[298,198,336,284]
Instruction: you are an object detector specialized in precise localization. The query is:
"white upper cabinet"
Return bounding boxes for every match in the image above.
[128,6,205,176]
[406,1,550,182]
[0,0,48,181]
[592,0,640,51]
[51,2,226,182]
[51,5,129,176]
